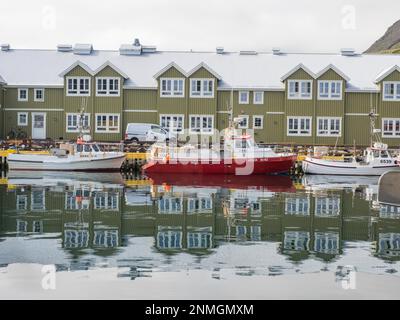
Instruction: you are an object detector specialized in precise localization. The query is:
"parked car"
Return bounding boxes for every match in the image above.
[125,123,176,143]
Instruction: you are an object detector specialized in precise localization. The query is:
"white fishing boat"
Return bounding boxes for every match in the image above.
[302,113,400,176]
[7,106,126,172]
[8,143,126,172]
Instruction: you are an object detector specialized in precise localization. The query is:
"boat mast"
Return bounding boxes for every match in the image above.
[77,98,88,140]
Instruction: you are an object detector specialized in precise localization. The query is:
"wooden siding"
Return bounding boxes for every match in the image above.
[3,110,64,139]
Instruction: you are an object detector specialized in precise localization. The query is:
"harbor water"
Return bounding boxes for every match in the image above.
[0,172,400,299]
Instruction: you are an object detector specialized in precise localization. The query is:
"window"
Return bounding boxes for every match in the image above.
[189,115,214,134]
[317,117,341,136]
[237,115,249,129]
[285,197,310,216]
[32,221,43,233]
[95,114,120,133]
[16,195,28,211]
[31,190,45,211]
[160,114,184,133]
[315,197,340,217]
[190,79,214,97]
[157,230,182,249]
[382,118,400,137]
[253,115,264,129]
[160,78,184,97]
[159,198,183,213]
[287,117,312,136]
[239,91,249,104]
[18,88,28,101]
[383,82,400,101]
[94,192,119,210]
[253,91,264,104]
[66,113,90,132]
[66,77,90,96]
[17,112,28,126]
[318,81,342,100]
[288,80,312,99]
[34,88,44,102]
[187,232,212,249]
[96,77,120,96]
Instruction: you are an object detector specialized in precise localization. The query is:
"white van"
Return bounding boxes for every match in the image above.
[125,123,176,143]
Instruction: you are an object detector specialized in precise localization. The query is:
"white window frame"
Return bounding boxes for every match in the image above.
[190,78,214,98]
[16,195,28,211]
[253,115,264,129]
[189,115,214,134]
[317,117,342,137]
[17,112,29,126]
[317,80,342,100]
[18,88,28,102]
[160,78,185,97]
[66,77,91,96]
[238,91,249,104]
[95,77,120,96]
[287,80,312,100]
[66,113,91,133]
[237,115,249,129]
[253,91,264,104]
[159,114,184,133]
[95,113,120,133]
[287,116,312,136]
[34,88,45,102]
[383,81,400,101]
[382,118,400,138]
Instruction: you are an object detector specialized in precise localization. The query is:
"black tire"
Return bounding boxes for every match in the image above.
[131,137,139,143]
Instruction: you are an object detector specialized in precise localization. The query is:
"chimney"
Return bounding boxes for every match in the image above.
[1,44,10,51]
[340,48,356,56]
[57,44,73,52]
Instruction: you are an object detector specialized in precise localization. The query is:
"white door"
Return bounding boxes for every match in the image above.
[32,112,46,139]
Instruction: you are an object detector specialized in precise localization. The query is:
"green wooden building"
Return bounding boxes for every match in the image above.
[1,41,400,146]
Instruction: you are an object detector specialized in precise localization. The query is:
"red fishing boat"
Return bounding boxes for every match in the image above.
[142,121,296,175]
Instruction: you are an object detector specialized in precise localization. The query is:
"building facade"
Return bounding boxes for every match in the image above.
[1,42,400,146]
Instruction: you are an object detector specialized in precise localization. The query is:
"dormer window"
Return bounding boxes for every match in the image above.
[288,80,312,100]
[67,77,90,96]
[96,77,120,96]
[160,78,184,97]
[190,79,214,98]
[318,81,342,100]
[383,82,400,101]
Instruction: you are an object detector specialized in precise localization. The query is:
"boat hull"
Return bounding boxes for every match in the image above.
[7,154,126,172]
[302,157,400,176]
[142,155,296,175]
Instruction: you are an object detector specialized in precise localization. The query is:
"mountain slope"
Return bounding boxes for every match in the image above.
[365,19,400,54]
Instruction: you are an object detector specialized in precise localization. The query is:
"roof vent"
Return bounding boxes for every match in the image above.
[57,44,73,52]
[1,44,10,51]
[216,47,224,54]
[142,45,157,53]
[239,50,257,55]
[272,47,281,55]
[340,48,356,56]
[120,38,142,56]
[73,43,93,55]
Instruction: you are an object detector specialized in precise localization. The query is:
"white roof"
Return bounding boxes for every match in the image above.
[0,49,400,90]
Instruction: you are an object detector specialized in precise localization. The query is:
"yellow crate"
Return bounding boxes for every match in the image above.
[125,152,148,160]
[124,179,153,187]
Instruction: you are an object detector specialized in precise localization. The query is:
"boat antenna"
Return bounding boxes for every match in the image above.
[369,110,382,147]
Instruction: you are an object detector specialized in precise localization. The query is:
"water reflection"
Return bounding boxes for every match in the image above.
[1,172,400,278]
